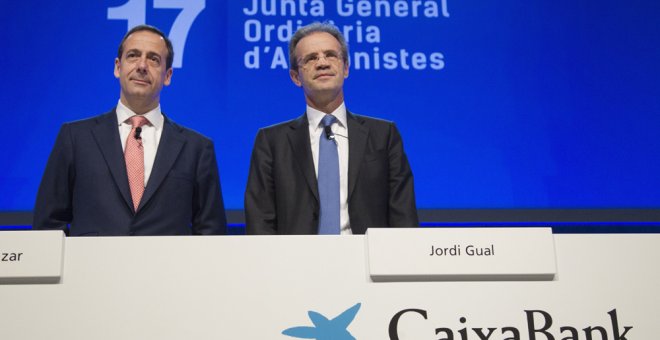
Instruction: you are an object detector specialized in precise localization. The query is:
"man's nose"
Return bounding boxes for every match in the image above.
[315,58,331,69]
[136,57,148,72]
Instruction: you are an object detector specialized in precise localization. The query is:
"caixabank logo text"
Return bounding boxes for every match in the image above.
[282,304,633,340]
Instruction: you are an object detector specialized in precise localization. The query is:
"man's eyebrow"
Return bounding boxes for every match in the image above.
[146,51,162,59]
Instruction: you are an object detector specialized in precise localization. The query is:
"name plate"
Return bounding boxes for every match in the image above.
[366,227,556,282]
[0,230,65,284]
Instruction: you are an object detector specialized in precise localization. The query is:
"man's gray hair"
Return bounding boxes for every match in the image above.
[288,22,349,70]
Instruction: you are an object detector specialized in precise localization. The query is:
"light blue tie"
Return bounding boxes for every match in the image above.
[318,115,340,234]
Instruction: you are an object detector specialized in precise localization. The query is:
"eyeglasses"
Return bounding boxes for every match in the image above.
[298,51,343,68]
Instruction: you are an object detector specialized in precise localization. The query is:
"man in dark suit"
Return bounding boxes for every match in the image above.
[245,22,418,235]
[33,25,226,236]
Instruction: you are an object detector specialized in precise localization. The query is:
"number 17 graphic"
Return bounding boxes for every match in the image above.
[108,0,205,68]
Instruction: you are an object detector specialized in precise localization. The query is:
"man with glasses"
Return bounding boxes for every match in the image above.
[245,22,418,235]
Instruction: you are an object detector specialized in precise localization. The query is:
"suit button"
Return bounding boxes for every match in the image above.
[128,231,135,236]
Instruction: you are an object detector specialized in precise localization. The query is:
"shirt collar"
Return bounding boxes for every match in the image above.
[306,102,347,130]
[115,100,164,130]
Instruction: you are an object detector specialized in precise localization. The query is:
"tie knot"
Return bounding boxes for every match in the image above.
[129,115,149,128]
[321,115,337,128]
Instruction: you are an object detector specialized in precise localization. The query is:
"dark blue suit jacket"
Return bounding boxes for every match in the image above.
[33,109,227,236]
[245,112,418,235]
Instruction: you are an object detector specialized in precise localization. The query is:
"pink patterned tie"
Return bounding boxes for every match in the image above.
[125,115,149,211]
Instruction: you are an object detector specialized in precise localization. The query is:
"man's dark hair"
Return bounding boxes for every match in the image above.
[117,24,174,70]
[288,22,349,70]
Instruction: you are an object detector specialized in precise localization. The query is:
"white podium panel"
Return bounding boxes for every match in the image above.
[0,233,658,339]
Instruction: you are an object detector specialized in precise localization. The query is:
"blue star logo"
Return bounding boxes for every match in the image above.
[282,303,362,339]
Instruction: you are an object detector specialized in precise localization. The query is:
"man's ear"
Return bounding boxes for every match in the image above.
[164,68,173,86]
[289,69,302,87]
[114,58,121,79]
[343,60,349,79]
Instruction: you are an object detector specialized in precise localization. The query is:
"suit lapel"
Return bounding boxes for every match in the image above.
[91,109,134,212]
[287,114,319,202]
[138,115,185,211]
[347,112,369,201]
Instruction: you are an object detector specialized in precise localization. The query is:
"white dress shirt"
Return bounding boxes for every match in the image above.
[307,103,352,235]
[116,100,164,187]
